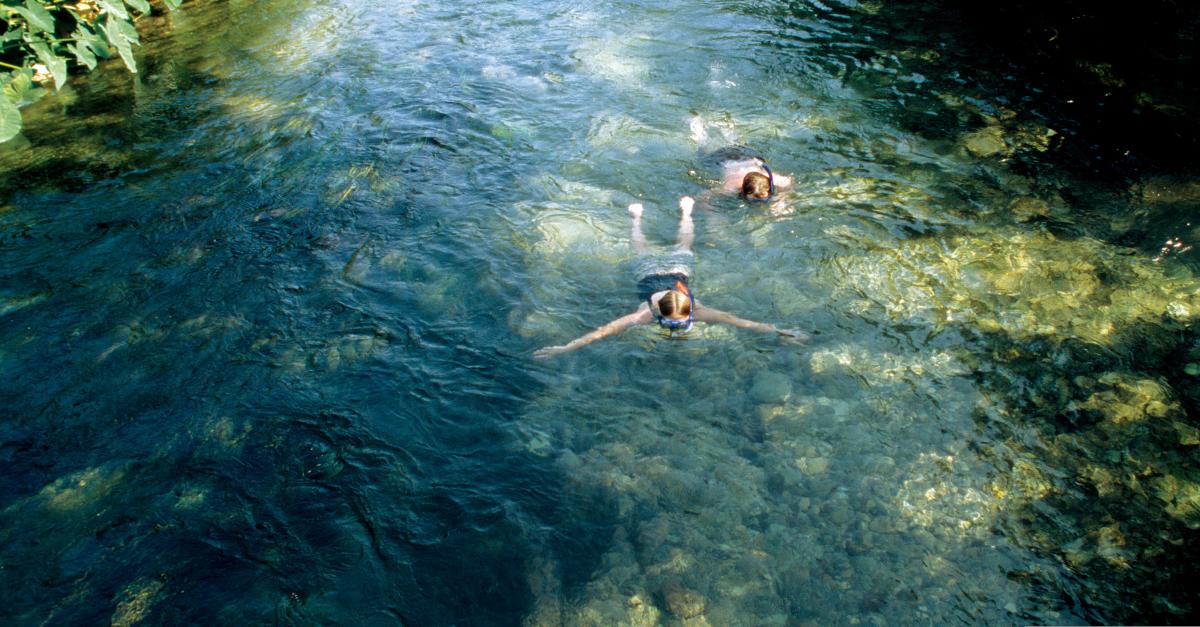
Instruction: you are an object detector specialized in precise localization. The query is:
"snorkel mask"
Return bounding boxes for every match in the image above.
[656,280,696,334]
[745,159,776,202]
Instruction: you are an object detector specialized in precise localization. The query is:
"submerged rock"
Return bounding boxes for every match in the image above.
[1137,177,1200,206]
[962,125,1008,157]
[662,580,707,619]
[112,577,165,627]
[624,594,661,627]
[1174,421,1200,446]
[1159,476,1200,529]
[796,456,831,475]
[1010,197,1052,221]
[751,371,793,404]
[38,464,129,512]
[1076,372,1181,429]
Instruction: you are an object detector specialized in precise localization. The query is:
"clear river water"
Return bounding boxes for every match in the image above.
[2,0,1199,624]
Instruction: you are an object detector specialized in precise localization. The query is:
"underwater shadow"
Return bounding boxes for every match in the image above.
[0,1,621,623]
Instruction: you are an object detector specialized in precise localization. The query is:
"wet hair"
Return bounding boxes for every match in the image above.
[657,290,692,318]
[742,171,771,199]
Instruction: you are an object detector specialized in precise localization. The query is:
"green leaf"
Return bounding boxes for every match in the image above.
[49,54,67,88]
[29,41,67,91]
[162,0,180,9]
[84,28,113,59]
[12,9,50,33]
[122,0,150,15]
[0,95,22,144]
[3,28,26,45]
[100,13,136,73]
[13,3,55,33]
[70,40,98,70]
[3,69,46,107]
[73,22,113,60]
[117,12,139,44]
[25,0,56,26]
[97,0,128,20]
[3,71,32,102]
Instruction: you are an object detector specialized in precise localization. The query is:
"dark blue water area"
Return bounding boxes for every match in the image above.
[0,194,603,623]
[0,34,616,626]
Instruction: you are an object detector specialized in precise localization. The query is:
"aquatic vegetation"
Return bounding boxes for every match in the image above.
[1137,176,1200,206]
[831,227,1200,349]
[111,577,165,627]
[178,313,247,336]
[0,290,46,317]
[271,332,390,373]
[172,485,208,510]
[33,463,128,512]
[202,414,252,451]
[1009,196,1056,221]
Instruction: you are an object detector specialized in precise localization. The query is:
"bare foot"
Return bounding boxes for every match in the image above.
[628,203,644,219]
[679,196,694,217]
[689,114,707,144]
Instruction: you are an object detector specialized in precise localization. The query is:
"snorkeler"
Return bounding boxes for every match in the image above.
[689,114,793,201]
[532,196,807,359]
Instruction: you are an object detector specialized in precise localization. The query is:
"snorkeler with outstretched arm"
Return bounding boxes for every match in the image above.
[533,196,807,359]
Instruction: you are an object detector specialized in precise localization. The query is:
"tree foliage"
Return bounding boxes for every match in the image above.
[1,0,181,142]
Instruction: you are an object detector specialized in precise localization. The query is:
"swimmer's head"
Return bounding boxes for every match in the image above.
[742,171,772,199]
[656,289,692,321]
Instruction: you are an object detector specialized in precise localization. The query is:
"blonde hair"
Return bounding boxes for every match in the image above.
[657,290,692,318]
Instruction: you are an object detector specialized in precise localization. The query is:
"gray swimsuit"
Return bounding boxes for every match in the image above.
[634,249,694,305]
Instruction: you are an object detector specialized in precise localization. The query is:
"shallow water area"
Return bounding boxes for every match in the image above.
[3,0,1200,624]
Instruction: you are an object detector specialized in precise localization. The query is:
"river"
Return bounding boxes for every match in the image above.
[2,0,1198,624]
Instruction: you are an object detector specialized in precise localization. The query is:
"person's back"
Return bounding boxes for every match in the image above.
[690,115,791,200]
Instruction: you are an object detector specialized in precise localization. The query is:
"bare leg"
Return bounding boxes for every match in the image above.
[629,203,648,255]
[674,196,695,252]
[715,112,739,144]
[689,113,708,147]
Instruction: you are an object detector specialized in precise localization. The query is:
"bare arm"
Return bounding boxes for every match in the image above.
[694,303,809,341]
[772,173,793,190]
[533,306,653,359]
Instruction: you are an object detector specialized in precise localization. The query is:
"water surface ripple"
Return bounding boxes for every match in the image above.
[2,0,1198,624]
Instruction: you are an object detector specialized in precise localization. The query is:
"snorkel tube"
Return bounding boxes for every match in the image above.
[762,161,776,196]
